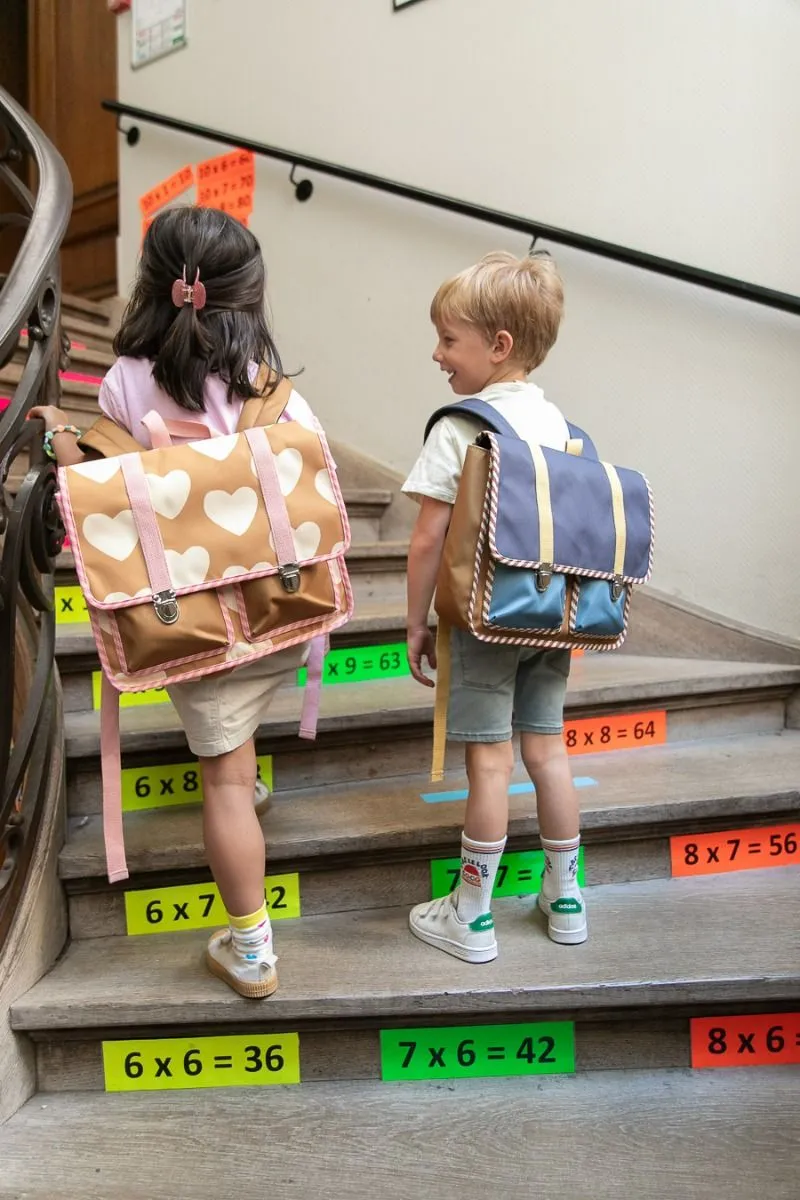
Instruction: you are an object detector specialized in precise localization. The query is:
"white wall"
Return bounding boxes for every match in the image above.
[115,0,800,638]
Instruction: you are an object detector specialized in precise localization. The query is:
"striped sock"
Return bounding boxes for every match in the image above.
[228,903,274,963]
[455,833,507,923]
[540,835,581,899]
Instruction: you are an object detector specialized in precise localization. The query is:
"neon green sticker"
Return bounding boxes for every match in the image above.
[380,1022,574,1082]
[296,642,409,686]
[92,672,172,710]
[124,872,299,935]
[430,848,586,900]
[103,1034,300,1092]
[121,756,273,812]
[54,585,88,624]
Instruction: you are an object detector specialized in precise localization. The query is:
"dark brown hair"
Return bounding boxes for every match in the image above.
[113,206,283,411]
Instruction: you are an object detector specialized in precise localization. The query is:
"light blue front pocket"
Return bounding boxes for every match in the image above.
[572,578,627,636]
[487,564,567,630]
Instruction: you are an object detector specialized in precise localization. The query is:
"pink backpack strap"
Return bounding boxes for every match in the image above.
[244,426,323,739]
[141,411,212,448]
[100,674,128,882]
[120,452,177,619]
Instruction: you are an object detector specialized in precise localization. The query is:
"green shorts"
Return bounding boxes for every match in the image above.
[447,628,571,743]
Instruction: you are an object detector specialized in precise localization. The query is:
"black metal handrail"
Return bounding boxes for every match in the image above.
[103,98,800,317]
[0,85,72,949]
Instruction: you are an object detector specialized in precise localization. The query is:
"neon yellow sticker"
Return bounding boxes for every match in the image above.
[121,756,273,812]
[125,873,300,935]
[55,585,88,624]
[103,1034,300,1092]
[92,672,171,710]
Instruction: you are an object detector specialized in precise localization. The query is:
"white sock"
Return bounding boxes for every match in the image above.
[541,835,581,899]
[455,833,507,923]
[229,904,275,963]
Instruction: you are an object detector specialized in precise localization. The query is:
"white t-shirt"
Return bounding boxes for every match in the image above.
[402,380,570,505]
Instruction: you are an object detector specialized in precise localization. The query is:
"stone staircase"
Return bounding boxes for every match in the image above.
[1,298,799,1198]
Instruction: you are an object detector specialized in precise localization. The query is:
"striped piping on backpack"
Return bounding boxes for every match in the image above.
[483,435,657,585]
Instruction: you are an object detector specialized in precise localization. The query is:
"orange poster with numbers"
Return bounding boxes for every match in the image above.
[197,149,255,223]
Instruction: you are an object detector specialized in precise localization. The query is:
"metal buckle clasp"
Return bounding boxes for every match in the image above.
[610,577,624,602]
[278,563,301,594]
[153,589,180,625]
[535,564,553,593]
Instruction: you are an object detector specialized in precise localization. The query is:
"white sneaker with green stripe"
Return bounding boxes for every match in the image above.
[409,893,498,963]
[538,887,588,945]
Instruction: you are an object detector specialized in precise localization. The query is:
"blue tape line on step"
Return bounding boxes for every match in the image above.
[420,778,598,804]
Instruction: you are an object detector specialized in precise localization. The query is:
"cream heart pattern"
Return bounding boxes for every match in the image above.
[190,434,238,461]
[146,470,191,520]
[83,511,139,562]
[221,561,271,579]
[275,447,303,496]
[70,458,121,483]
[314,468,336,506]
[165,546,210,588]
[204,487,258,536]
[269,522,321,560]
[103,587,151,603]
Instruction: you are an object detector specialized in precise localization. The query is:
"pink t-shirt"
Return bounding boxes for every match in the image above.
[98,356,319,446]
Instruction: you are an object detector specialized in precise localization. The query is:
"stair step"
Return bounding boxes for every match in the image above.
[12,870,799,1037]
[2,1068,798,1200]
[61,293,115,326]
[63,657,800,811]
[60,732,800,936]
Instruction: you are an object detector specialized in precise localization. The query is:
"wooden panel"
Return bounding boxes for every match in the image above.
[27,0,118,297]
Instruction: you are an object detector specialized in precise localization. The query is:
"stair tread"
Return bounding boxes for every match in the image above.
[63,654,800,760]
[1,1069,798,1200]
[12,870,799,1031]
[4,1066,798,1198]
[59,730,800,879]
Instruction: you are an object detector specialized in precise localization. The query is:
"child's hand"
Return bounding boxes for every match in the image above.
[27,405,70,432]
[407,625,437,688]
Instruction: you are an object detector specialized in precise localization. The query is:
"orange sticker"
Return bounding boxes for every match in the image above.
[563,709,666,756]
[139,166,195,218]
[197,148,254,181]
[691,1013,800,1069]
[670,822,799,878]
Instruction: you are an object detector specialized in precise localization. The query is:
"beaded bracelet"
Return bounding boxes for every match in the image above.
[43,424,82,461]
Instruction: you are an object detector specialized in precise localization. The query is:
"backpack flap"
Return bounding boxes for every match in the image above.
[58,420,353,690]
[479,432,653,647]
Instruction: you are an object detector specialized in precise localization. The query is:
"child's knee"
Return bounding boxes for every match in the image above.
[465,740,514,781]
[200,741,257,790]
[520,731,567,777]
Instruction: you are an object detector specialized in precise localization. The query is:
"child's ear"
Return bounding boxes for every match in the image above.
[492,330,515,362]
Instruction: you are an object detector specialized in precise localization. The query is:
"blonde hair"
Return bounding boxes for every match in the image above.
[430,250,564,371]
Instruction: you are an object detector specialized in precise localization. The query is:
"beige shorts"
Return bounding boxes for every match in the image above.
[166,644,308,758]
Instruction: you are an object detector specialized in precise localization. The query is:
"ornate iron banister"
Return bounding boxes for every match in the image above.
[0,85,72,949]
[102,98,800,317]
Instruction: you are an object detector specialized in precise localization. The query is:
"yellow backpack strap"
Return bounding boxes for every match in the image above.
[430,620,452,783]
[77,416,142,458]
[565,438,584,456]
[237,371,294,430]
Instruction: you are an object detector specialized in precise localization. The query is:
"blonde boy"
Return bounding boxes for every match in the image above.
[402,251,586,963]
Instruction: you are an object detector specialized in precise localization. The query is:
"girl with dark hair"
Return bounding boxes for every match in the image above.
[30,206,322,1000]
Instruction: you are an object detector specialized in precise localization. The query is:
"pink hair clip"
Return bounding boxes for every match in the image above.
[171,266,207,310]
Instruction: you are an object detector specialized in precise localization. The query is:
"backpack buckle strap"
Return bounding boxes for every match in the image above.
[153,588,180,624]
[278,563,301,594]
[535,564,553,593]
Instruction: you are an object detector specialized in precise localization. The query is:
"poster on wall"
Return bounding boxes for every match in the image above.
[131,0,187,68]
